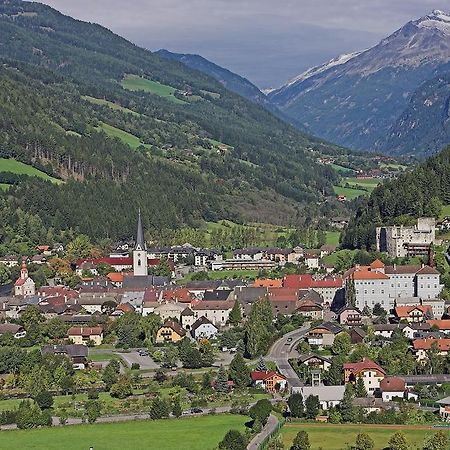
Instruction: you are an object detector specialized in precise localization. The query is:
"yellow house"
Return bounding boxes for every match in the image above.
[68,326,103,346]
[156,320,186,344]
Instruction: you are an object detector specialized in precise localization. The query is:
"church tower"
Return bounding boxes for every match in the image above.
[133,210,148,276]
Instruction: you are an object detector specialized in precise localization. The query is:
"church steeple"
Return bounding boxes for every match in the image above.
[135,209,146,251]
[133,209,148,276]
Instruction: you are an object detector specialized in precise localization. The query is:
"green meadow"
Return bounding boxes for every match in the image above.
[95,122,150,150]
[121,75,187,104]
[0,158,63,184]
[82,95,141,116]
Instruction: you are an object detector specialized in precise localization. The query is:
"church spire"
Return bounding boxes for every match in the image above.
[135,209,146,251]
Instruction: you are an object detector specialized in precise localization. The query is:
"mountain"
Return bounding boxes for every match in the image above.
[155,49,306,128]
[0,0,341,245]
[342,146,450,250]
[269,10,450,154]
[156,49,268,104]
[383,71,450,156]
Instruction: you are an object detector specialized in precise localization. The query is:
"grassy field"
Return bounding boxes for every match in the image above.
[344,177,381,191]
[0,183,10,190]
[282,423,449,450]
[331,163,355,174]
[333,185,367,200]
[325,231,341,246]
[82,95,140,116]
[1,415,247,450]
[122,75,187,105]
[95,122,150,150]
[0,158,63,184]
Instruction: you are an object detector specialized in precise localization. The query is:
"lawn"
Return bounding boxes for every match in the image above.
[82,95,140,116]
[0,158,63,184]
[1,415,248,450]
[121,75,187,105]
[94,122,149,150]
[87,352,116,362]
[282,423,449,450]
[325,231,341,246]
[0,183,10,190]
[344,177,381,191]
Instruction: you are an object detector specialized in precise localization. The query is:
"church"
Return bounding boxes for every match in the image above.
[14,262,36,297]
[133,209,148,277]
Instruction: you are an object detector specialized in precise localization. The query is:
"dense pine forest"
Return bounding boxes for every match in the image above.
[0,0,345,246]
[342,147,450,249]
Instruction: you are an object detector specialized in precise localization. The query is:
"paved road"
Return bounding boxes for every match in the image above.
[267,324,310,389]
[119,352,160,370]
[247,414,279,450]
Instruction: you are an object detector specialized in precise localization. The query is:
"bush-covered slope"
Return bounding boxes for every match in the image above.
[0,0,341,242]
[342,147,450,249]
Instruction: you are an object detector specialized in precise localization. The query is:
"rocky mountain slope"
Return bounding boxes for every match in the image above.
[270,10,450,155]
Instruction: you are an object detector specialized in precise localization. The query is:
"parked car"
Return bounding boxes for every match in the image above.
[190,408,203,414]
[138,349,149,356]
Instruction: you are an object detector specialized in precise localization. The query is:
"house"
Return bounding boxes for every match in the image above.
[297,385,345,410]
[350,327,367,344]
[298,353,331,371]
[380,377,407,402]
[426,320,450,335]
[14,262,35,297]
[412,338,450,361]
[306,322,343,347]
[190,316,218,340]
[155,320,186,344]
[67,326,103,346]
[253,278,282,288]
[373,324,400,339]
[343,358,386,394]
[331,217,349,229]
[304,251,320,269]
[0,323,26,339]
[296,298,323,320]
[153,301,186,322]
[402,323,431,340]
[191,299,234,326]
[42,344,88,369]
[180,307,196,330]
[0,255,19,267]
[338,305,362,325]
[394,305,432,323]
[250,371,287,393]
[437,396,450,422]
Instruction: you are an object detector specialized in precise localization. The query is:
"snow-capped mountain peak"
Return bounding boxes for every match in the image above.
[284,51,362,88]
[416,9,450,35]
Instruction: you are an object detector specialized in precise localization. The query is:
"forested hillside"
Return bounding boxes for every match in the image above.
[0,0,341,244]
[342,147,450,249]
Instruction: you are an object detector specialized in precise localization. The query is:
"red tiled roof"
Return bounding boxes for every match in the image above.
[413,338,450,351]
[395,305,431,318]
[254,279,283,288]
[68,326,102,337]
[107,272,124,283]
[343,358,385,375]
[14,278,27,286]
[268,287,300,301]
[311,277,343,288]
[380,377,405,392]
[352,270,389,280]
[427,320,450,330]
[250,370,286,381]
[370,259,385,269]
[283,274,313,289]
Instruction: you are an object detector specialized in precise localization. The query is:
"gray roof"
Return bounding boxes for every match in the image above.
[310,321,343,335]
[299,385,345,402]
[191,316,216,332]
[42,344,88,358]
[135,210,146,251]
[233,287,267,304]
[181,307,194,316]
[122,275,169,289]
[0,323,23,335]
[298,353,331,364]
[203,290,231,302]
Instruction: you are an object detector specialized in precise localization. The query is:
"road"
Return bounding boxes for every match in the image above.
[267,324,310,389]
[247,414,279,450]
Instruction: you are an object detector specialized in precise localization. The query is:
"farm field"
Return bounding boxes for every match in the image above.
[82,95,140,116]
[344,177,381,191]
[121,75,187,104]
[439,204,450,220]
[1,415,247,450]
[331,163,355,174]
[95,122,150,150]
[281,423,449,450]
[0,158,63,184]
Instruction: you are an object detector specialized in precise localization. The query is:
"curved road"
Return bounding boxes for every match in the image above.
[247,414,279,450]
[266,324,310,389]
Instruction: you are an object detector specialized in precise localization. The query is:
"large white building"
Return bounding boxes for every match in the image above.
[376,218,436,258]
[346,260,443,312]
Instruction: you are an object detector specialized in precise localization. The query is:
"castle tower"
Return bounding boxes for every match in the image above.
[133,210,148,276]
[20,261,28,280]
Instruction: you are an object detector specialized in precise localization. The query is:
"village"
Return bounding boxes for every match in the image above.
[1,210,450,439]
